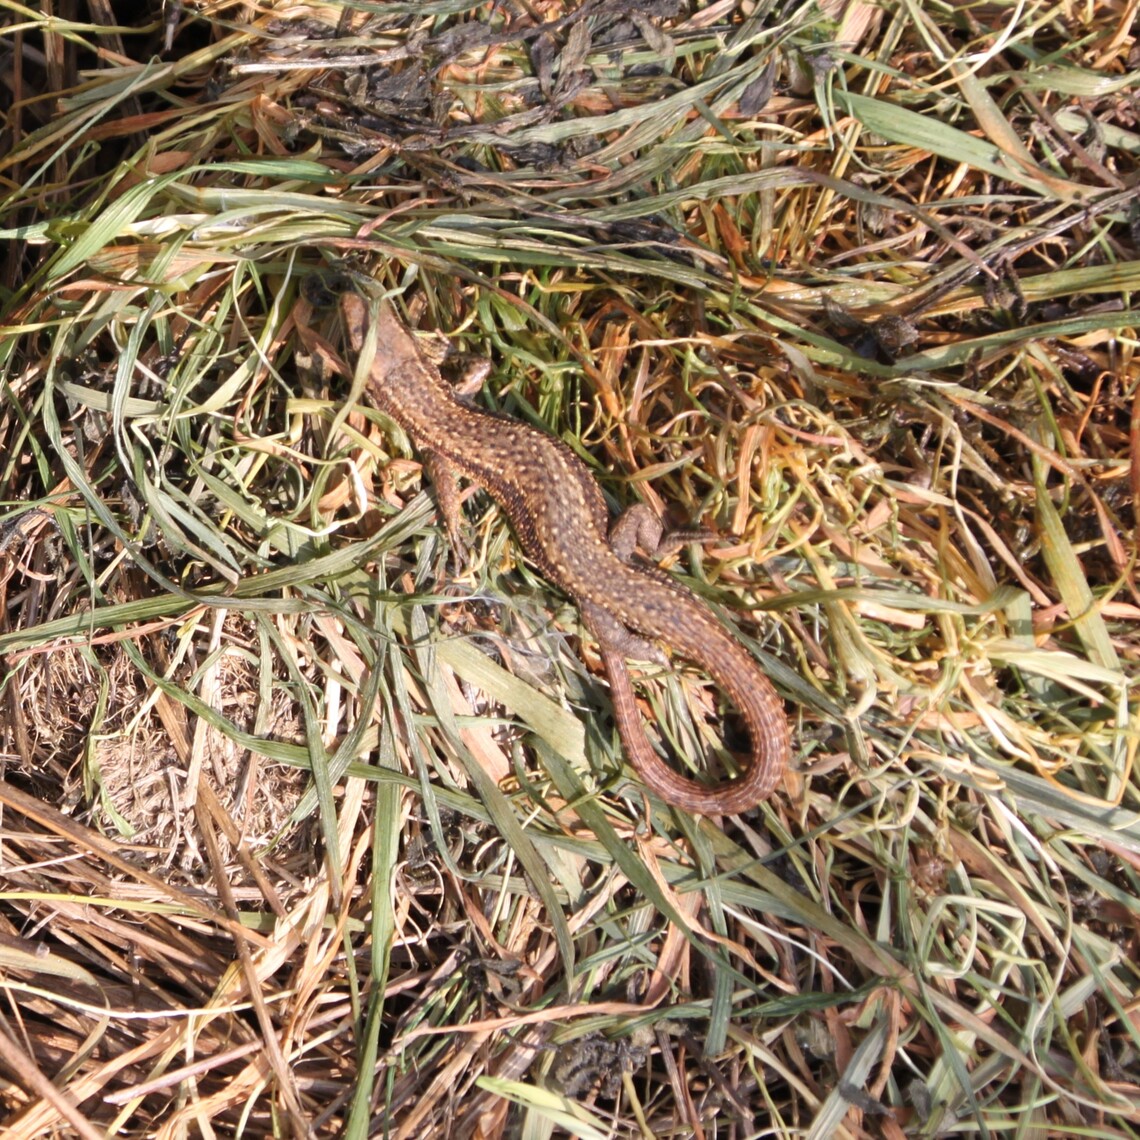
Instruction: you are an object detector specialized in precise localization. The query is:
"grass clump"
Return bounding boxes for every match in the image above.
[0,1,1137,1136]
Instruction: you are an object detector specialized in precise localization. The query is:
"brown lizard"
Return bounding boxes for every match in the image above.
[342,292,789,814]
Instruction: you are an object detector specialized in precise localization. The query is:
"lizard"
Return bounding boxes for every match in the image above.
[341,291,789,814]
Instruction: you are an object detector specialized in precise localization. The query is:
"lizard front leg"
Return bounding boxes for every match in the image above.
[420,449,469,565]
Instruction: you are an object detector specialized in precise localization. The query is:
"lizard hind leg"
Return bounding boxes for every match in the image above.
[581,599,666,669]
[610,501,717,567]
[608,503,664,561]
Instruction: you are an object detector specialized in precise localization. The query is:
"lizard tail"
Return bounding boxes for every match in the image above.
[589,596,789,814]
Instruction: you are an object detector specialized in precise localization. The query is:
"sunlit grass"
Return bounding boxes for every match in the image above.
[0,1,1136,1135]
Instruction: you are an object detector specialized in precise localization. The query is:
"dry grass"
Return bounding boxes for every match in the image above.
[0,0,1137,1136]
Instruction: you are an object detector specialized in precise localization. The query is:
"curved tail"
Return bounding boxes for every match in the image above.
[584,585,789,814]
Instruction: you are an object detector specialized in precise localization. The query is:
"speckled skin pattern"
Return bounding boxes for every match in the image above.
[343,293,789,814]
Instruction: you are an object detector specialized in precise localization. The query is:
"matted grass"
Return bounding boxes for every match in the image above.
[0,0,1137,1136]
